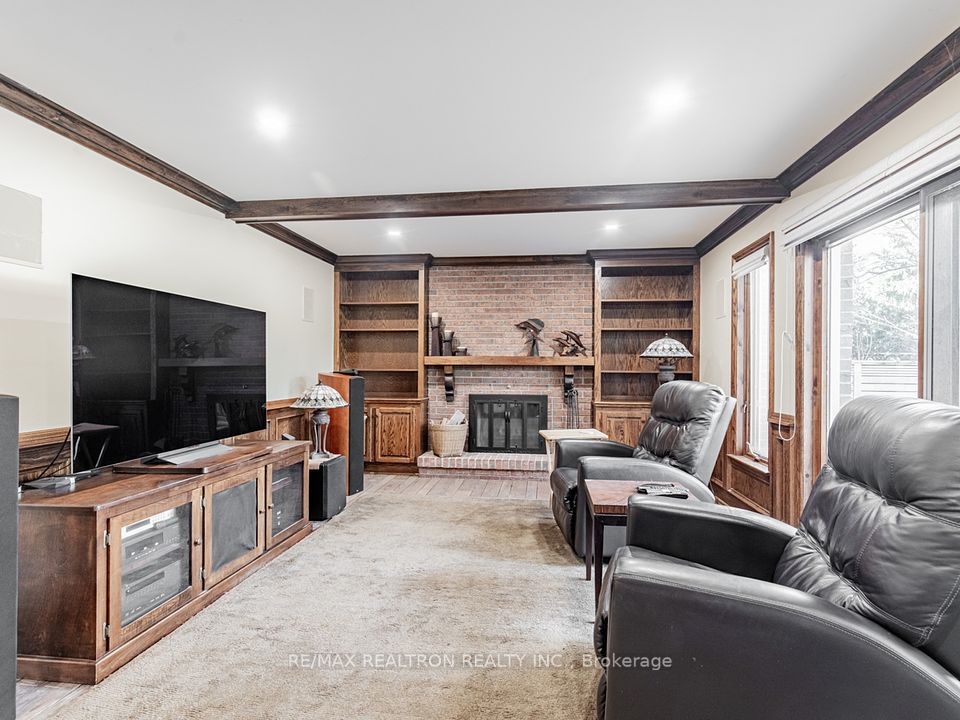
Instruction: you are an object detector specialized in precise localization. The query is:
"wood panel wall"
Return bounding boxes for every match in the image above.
[710,414,797,524]
[17,428,71,483]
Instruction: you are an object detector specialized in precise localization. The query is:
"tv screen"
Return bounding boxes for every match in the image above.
[72,274,266,469]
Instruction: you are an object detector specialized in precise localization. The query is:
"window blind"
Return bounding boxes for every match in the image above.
[731,246,769,279]
[782,110,960,249]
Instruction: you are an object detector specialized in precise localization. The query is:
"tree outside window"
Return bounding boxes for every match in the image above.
[827,210,920,426]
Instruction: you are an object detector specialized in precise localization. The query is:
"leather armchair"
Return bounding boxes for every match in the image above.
[594,396,960,719]
[549,381,735,557]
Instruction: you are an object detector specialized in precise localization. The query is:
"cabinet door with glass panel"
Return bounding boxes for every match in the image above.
[265,453,308,549]
[203,469,265,589]
[107,489,203,649]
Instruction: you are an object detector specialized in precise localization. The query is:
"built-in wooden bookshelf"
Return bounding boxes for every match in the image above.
[334,260,428,464]
[335,265,426,397]
[591,251,700,442]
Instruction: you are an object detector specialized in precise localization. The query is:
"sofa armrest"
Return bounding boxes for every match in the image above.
[554,438,633,469]
[578,457,715,503]
[599,551,960,719]
[624,496,795,581]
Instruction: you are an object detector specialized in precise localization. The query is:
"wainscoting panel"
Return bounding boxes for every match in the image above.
[710,414,797,524]
[769,414,799,525]
[16,401,312,485]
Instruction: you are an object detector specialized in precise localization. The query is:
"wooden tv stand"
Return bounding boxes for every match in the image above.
[17,439,312,684]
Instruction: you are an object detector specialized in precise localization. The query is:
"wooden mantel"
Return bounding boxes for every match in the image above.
[423,355,594,367]
[424,355,593,400]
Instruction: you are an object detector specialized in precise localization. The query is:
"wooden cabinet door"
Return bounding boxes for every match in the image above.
[595,404,650,446]
[265,452,309,549]
[364,409,374,462]
[107,489,202,649]
[203,468,265,589]
[373,405,418,463]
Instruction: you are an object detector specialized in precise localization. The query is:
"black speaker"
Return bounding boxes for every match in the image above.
[0,395,18,720]
[309,455,346,520]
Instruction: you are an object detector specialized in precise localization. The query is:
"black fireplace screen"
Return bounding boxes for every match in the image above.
[468,394,548,453]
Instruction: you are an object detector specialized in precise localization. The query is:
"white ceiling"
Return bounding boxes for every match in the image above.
[1,1,956,256]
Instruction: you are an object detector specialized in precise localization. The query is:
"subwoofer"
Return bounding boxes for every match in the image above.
[309,454,347,521]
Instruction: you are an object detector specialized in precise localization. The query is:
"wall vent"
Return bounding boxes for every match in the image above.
[0,184,42,267]
[302,286,315,322]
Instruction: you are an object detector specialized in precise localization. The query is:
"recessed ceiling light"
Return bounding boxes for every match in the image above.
[255,106,289,141]
[646,82,690,121]
[387,228,403,239]
[604,221,622,233]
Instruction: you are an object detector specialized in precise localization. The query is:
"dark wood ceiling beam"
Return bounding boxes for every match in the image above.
[696,205,776,256]
[696,26,960,257]
[778,27,960,190]
[252,223,337,264]
[0,73,337,264]
[0,73,233,212]
[226,179,789,223]
[430,254,587,266]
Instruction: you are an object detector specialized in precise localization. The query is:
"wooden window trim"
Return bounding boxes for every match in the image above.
[794,241,824,523]
[730,233,775,467]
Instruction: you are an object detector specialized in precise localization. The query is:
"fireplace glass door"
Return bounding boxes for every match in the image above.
[468,394,548,453]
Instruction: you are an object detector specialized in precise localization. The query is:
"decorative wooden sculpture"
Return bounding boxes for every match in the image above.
[552,329,588,357]
[429,312,443,356]
[442,330,456,356]
[516,318,544,356]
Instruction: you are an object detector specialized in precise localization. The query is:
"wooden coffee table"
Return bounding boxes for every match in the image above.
[583,479,641,605]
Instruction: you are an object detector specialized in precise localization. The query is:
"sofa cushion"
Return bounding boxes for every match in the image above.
[634,381,728,478]
[549,467,578,512]
[774,396,960,677]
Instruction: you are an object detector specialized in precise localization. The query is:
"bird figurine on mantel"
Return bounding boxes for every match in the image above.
[516,318,545,356]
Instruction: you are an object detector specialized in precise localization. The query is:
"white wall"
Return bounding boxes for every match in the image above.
[0,108,334,432]
[699,74,960,415]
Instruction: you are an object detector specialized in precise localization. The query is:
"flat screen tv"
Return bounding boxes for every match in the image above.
[72,274,266,469]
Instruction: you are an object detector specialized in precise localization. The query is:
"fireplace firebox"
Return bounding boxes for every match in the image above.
[468,394,548,453]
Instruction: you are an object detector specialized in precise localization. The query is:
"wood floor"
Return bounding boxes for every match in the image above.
[15,471,550,719]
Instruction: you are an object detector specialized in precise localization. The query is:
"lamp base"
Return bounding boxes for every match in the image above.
[656,363,677,385]
[310,409,334,458]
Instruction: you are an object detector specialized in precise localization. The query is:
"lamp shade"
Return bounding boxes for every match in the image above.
[640,334,693,359]
[290,382,348,410]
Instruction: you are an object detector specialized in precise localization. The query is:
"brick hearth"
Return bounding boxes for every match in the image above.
[417,451,548,481]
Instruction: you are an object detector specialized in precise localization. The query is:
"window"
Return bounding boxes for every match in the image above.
[924,170,960,404]
[825,203,921,427]
[732,236,772,461]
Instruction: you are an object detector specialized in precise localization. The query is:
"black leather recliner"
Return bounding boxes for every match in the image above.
[550,381,735,557]
[594,395,960,719]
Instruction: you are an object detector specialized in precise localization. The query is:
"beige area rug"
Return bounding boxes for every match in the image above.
[53,492,599,719]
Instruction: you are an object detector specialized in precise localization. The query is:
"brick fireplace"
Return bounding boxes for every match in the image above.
[419,261,594,479]
[425,262,594,426]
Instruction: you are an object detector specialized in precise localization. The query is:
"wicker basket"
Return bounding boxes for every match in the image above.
[429,421,468,457]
